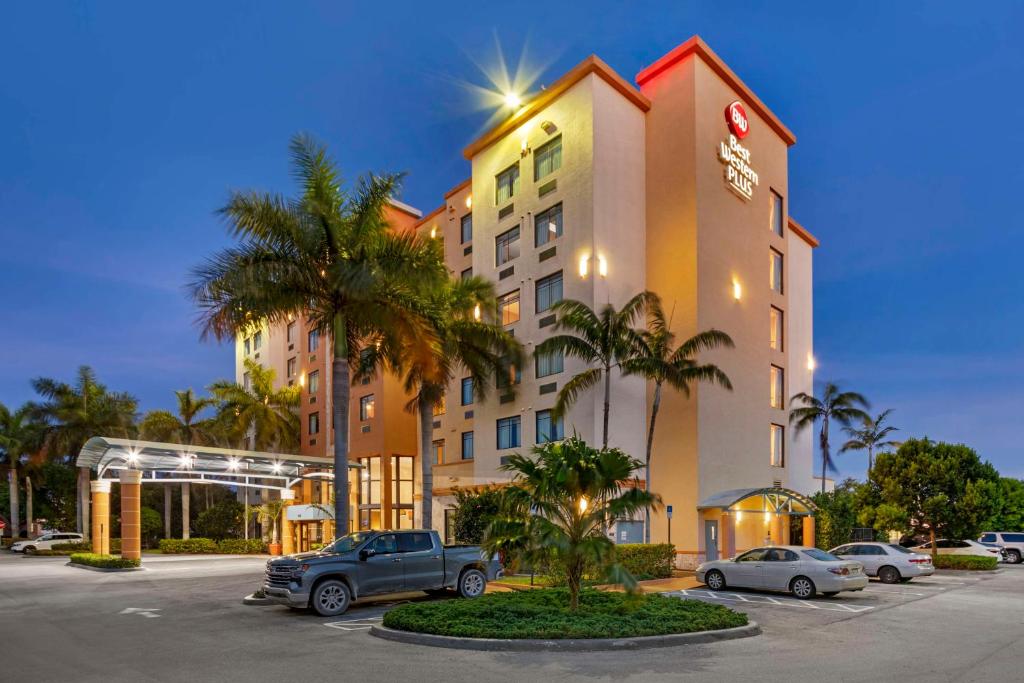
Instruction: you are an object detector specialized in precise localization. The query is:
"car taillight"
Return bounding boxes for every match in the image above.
[827,567,850,575]
[909,558,931,564]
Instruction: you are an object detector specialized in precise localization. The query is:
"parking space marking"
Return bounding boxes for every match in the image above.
[667,589,874,614]
[324,616,382,631]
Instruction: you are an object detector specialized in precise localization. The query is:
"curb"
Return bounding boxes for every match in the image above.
[369,621,760,652]
[66,562,145,573]
[242,593,274,606]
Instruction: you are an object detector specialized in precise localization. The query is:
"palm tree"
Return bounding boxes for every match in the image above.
[249,499,287,547]
[359,276,522,529]
[840,409,899,481]
[138,389,217,445]
[620,296,734,542]
[483,436,659,610]
[0,403,44,538]
[209,360,300,451]
[190,134,446,533]
[31,366,137,537]
[535,292,655,449]
[790,382,870,493]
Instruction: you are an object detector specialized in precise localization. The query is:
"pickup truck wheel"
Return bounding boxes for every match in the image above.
[458,569,486,598]
[311,579,351,617]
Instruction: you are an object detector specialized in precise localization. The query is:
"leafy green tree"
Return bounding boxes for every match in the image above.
[483,436,659,610]
[988,478,1024,531]
[140,507,163,548]
[839,409,900,481]
[619,295,733,542]
[209,360,300,451]
[194,499,245,540]
[790,382,870,493]
[809,478,862,549]
[451,487,504,544]
[138,389,217,445]
[190,135,446,532]
[535,292,655,448]
[0,402,44,538]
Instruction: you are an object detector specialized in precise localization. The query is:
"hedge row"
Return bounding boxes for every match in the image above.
[69,553,140,569]
[932,554,998,570]
[158,538,266,554]
[615,543,676,579]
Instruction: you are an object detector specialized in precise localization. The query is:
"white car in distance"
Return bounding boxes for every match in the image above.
[9,532,84,553]
[697,546,868,599]
[829,542,934,583]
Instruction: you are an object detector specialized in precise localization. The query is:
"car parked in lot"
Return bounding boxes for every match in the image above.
[829,542,934,583]
[9,532,83,553]
[697,546,868,599]
[979,532,1024,564]
[263,529,502,616]
[910,539,1005,561]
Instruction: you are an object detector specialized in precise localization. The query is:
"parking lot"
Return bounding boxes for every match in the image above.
[1,551,1021,682]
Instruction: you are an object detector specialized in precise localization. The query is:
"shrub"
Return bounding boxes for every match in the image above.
[69,553,140,569]
[932,555,998,570]
[159,538,218,554]
[451,487,504,544]
[194,500,245,540]
[216,538,266,554]
[615,544,675,579]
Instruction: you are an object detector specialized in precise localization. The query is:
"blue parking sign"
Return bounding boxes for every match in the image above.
[666,505,673,519]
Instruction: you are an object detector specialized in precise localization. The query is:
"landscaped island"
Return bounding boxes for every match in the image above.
[382,589,746,640]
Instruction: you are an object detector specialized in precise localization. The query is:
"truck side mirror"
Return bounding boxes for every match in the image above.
[359,548,375,561]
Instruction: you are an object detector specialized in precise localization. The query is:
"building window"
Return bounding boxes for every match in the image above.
[461,267,473,280]
[495,226,520,266]
[770,249,783,293]
[536,410,564,444]
[536,349,564,378]
[461,213,473,244]
[497,359,521,390]
[242,372,251,392]
[308,412,320,435]
[495,163,520,205]
[359,395,375,420]
[359,455,381,529]
[308,370,319,394]
[534,135,562,181]
[770,424,785,467]
[497,290,520,326]
[770,306,784,351]
[461,431,474,460]
[253,331,262,351]
[243,338,251,355]
[461,377,474,406]
[769,190,784,237]
[308,329,320,353]
[287,321,297,345]
[287,357,297,378]
[432,395,446,416]
[534,203,563,247]
[535,271,563,313]
[432,439,445,465]
[497,416,521,449]
[391,455,414,529]
[444,509,456,544]
[770,365,784,409]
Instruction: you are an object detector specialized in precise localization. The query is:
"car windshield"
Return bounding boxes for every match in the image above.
[802,548,840,562]
[888,544,914,554]
[324,532,375,553]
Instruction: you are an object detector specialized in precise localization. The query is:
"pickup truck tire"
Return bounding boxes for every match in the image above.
[311,579,351,617]
[457,568,487,598]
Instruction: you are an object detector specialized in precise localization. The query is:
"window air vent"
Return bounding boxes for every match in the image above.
[499,266,514,280]
[498,203,515,220]
[772,479,783,488]
[538,314,556,329]
[464,410,474,419]
[361,425,371,434]
[539,382,557,395]
[538,246,556,262]
[463,245,472,256]
[538,179,557,197]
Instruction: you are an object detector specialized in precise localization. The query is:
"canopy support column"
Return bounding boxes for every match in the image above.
[280,489,296,555]
[119,470,142,561]
[803,516,816,548]
[90,480,111,556]
[182,483,190,540]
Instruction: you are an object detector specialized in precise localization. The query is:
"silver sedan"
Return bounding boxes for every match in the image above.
[696,546,868,599]
[830,542,934,582]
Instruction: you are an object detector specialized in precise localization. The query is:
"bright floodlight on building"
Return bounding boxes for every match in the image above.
[503,91,522,109]
[227,458,239,471]
[272,461,282,474]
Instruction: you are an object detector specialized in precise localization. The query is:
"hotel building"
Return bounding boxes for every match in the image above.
[238,36,820,567]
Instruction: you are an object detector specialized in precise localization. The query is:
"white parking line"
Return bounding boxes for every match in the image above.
[324,616,382,631]
[668,589,874,614]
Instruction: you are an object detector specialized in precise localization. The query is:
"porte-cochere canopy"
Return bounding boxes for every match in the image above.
[697,486,817,517]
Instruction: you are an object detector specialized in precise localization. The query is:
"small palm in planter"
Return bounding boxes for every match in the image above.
[251,499,287,555]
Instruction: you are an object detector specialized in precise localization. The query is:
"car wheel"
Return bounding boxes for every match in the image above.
[311,579,351,617]
[1006,550,1022,564]
[458,569,487,598]
[705,569,726,591]
[23,546,36,553]
[790,576,816,599]
[878,565,901,584]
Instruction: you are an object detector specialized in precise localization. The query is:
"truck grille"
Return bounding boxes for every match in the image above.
[265,566,294,588]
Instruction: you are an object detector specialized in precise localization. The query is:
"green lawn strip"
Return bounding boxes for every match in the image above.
[382,588,746,639]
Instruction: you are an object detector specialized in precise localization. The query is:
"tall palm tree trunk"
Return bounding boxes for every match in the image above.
[24,476,32,537]
[643,382,663,544]
[417,394,434,530]
[78,466,90,541]
[7,465,19,539]
[602,362,611,449]
[819,418,830,494]
[331,324,351,534]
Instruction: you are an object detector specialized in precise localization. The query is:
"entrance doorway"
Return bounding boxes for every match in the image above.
[704,520,719,561]
[789,515,804,546]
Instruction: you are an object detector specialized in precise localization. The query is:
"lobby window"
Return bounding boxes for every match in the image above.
[359,394,375,420]
[461,213,473,244]
[359,455,381,529]
[287,321,297,345]
[536,409,564,444]
[461,431,474,460]
[243,338,251,355]
[770,365,785,409]
[242,372,251,392]
[770,249,784,293]
[308,370,319,394]
[461,377,474,406]
[287,357,297,378]
[461,267,473,280]
[495,226,520,265]
[495,163,520,205]
[498,290,521,326]
[497,416,521,450]
[769,190,784,237]
[534,135,562,181]
[534,203,563,247]
[391,455,414,529]
[308,329,320,353]
[308,412,320,435]
[770,306,784,351]
[536,348,564,378]
[433,395,446,416]
[432,439,445,465]
[536,271,563,313]
[253,331,262,351]
[770,424,785,467]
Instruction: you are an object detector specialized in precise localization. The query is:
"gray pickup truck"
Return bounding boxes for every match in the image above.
[263,529,502,616]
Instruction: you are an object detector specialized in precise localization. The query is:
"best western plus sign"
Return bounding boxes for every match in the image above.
[717,100,759,201]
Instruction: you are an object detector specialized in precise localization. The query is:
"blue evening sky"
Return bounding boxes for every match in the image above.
[1,2,1021,480]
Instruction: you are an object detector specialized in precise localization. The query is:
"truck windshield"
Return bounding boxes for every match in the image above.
[324,532,375,553]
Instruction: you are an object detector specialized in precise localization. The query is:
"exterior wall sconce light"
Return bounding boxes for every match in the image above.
[429,226,437,239]
[540,120,558,135]
[732,278,742,300]
[578,254,590,278]
[465,195,472,209]
[473,303,482,321]
[597,255,608,278]
[520,137,530,158]
[807,354,816,372]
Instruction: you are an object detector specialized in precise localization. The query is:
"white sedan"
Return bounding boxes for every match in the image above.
[829,542,934,582]
[697,546,868,599]
[910,539,1004,561]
